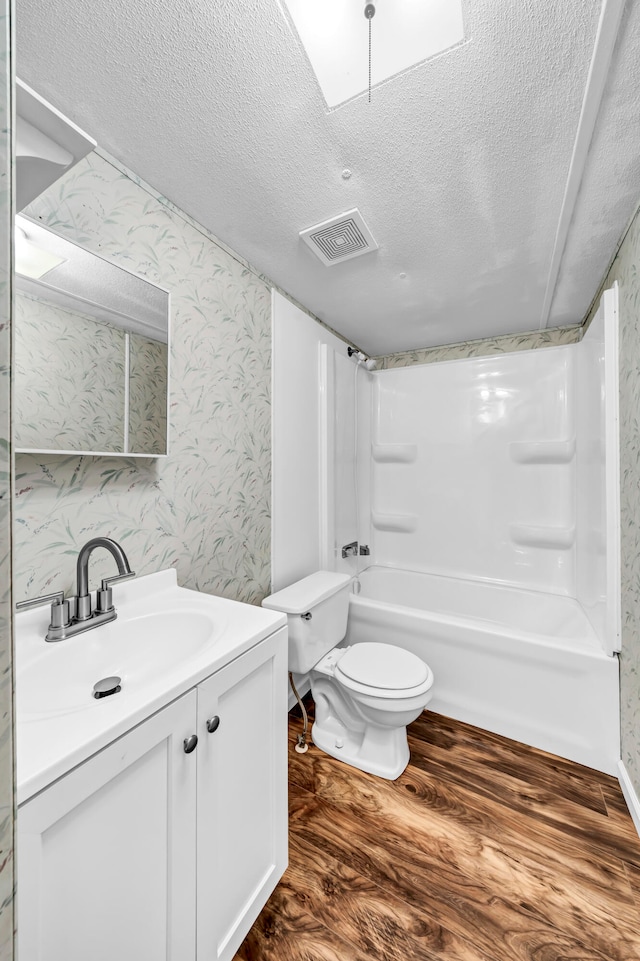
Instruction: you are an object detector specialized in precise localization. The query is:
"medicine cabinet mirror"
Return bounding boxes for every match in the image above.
[14,214,170,457]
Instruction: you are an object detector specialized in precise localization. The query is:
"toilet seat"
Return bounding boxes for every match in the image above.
[334,642,433,699]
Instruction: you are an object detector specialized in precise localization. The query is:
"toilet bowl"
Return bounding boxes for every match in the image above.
[262,571,434,780]
[311,642,434,779]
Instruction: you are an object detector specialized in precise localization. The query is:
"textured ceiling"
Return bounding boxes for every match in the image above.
[15,0,640,355]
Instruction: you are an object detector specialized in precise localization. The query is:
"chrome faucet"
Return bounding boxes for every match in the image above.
[341,541,359,559]
[17,537,135,641]
[76,537,133,621]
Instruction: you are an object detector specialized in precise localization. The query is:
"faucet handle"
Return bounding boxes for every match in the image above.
[16,591,71,634]
[96,571,136,615]
[100,571,136,591]
[16,590,65,611]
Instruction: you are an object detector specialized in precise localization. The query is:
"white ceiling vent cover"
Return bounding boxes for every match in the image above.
[300,209,378,266]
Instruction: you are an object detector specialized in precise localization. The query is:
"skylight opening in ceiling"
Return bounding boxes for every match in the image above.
[281,0,465,108]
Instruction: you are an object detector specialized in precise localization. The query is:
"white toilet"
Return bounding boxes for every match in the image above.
[262,571,434,780]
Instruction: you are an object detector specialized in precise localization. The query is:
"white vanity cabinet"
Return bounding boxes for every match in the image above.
[196,630,289,961]
[18,627,288,961]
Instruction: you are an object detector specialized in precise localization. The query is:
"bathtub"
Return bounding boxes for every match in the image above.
[345,566,620,775]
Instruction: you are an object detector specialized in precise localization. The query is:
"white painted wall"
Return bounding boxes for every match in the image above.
[271,291,358,591]
[371,348,577,595]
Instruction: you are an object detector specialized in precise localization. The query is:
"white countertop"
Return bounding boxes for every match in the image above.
[16,569,286,804]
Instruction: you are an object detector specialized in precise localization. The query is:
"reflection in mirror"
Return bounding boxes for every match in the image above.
[14,215,169,456]
[128,332,168,454]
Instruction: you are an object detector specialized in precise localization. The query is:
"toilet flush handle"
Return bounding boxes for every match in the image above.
[301,612,312,621]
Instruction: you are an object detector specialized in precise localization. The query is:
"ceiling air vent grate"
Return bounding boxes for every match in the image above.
[300,209,378,266]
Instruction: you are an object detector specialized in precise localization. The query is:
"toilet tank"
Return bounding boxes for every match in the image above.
[262,571,352,674]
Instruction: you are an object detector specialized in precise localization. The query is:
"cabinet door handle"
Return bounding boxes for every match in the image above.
[206,716,220,734]
[183,734,198,754]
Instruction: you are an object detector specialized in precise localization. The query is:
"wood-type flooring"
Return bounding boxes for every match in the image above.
[234,701,640,961]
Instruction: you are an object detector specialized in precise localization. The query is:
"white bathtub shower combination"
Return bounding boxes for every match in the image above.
[272,288,621,776]
[346,566,619,774]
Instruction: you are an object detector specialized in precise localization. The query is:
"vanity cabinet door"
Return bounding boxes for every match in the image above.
[196,627,288,961]
[18,691,198,961]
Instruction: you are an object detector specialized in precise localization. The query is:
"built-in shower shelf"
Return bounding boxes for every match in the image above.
[372,511,418,533]
[372,444,418,463]
[509,523,575,550]
[509,439,576,464]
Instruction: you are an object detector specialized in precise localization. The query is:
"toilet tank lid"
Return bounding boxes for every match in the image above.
[262,571,352,614]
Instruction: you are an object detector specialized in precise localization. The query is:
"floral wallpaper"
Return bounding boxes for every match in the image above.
[590,200,640,801]
[14,150,272,605]
[14,292,126,452]
[377,324,583,369]
[128,333,167,455]
[0,0,13,955]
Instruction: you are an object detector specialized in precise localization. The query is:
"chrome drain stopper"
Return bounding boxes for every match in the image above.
[93,676,122,699]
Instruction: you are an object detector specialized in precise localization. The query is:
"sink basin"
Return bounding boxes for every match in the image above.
[19,608,223,718]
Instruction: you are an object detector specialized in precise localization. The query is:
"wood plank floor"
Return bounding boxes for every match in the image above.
[234,702,640,961]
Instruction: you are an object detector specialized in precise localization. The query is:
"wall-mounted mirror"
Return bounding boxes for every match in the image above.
[14,215,170,456]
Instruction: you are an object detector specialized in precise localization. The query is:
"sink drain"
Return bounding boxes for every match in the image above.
[93,676,122,699]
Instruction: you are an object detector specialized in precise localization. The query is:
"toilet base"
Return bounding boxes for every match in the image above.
[310,672,412,780]
[311,716,410,780]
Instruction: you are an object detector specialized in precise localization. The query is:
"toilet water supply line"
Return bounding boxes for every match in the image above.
[289,672,309,754]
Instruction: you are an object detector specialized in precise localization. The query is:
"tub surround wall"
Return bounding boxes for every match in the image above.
[369,321,618,653]
[371,348,578,596]
[575,292,621,656]
[590,200,640,802]
[0,0,13,953]
[319,344,372,578]
[328,350,358,571]
[377,324,584,370]
[14,151,272,604]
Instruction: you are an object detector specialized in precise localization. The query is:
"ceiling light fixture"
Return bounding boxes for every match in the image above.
[364,3,375,103]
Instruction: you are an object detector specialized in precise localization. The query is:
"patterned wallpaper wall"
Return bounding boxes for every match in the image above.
[15,292,126,451]
[128,334,167,454]
[591,201,640,800]
[0,0,13,954]
[14,150,272,605]
[377,324,583,369]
